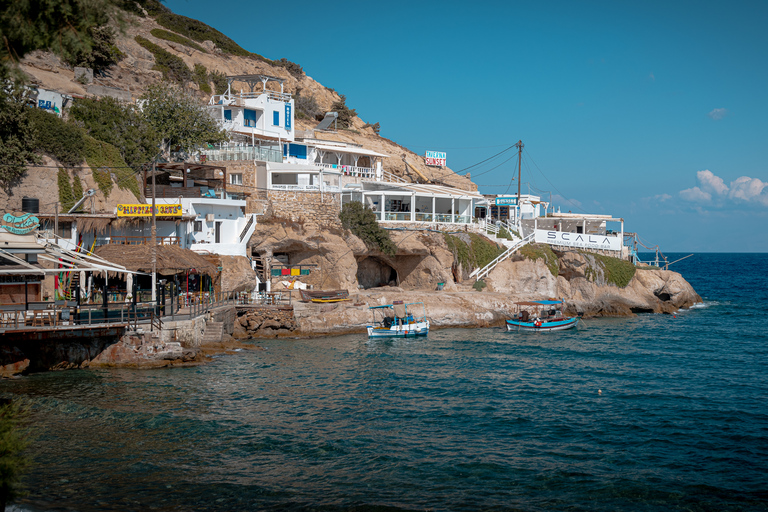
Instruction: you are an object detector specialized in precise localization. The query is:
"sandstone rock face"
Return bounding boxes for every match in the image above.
[218,255,258,293]
[486,258,558,297]
[234,307,298,338]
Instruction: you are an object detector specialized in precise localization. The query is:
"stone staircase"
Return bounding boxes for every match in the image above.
[201,321,224,344]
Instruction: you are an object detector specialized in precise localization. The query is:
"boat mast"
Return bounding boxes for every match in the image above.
[515,140,523,226]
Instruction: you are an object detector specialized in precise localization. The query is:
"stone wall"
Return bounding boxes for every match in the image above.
[267,190,342,227]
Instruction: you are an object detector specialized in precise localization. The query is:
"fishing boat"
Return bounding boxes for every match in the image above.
[505,300,579,332]
[299,289,350,303]
[367,301,429,338]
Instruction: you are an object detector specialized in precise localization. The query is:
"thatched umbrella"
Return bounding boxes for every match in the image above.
[94,245,218,277]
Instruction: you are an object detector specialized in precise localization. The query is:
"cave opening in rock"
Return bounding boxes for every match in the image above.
[357,257,398,289]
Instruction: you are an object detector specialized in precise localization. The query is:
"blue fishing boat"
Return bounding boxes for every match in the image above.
[506,300,579,332]
[367,301,429,338]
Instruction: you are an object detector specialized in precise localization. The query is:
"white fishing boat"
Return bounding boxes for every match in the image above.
[367,301,429,338]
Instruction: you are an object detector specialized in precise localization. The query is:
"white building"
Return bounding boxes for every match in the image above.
[207,74,294,143]
[343,181,482,225]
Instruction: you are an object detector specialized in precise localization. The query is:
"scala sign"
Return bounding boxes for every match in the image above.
[495,197,518,206]
[425,150,447,167]
[534,229,621,251]
[117,204,182,217]
[0,212,40,234]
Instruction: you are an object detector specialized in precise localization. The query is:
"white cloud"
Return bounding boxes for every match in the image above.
[679,187,711,202]
[679,170,768,207]
[708,108,728,120]
[654,193,672,201]
[697,169,728,195]
[729,176,768,205]
[649,72,655,81]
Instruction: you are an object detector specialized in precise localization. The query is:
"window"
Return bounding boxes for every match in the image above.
[273,111,280,126]
[224,109,232,121]
[243,109,257,127]
[229,173,243,185]
[194,220,203,232]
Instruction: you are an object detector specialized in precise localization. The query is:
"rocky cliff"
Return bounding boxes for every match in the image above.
[242,223,700,336]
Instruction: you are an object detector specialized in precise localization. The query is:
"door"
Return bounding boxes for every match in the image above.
[215,222,221,244]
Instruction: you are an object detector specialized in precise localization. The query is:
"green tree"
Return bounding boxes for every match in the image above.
[339,201,396,256]
[0,0,112,78]
[68,25,125,74]
[0,400,32,511]
[0,88,39,191]
[140,83,227,156]
[330,94,357,129]
[69,96,159,169]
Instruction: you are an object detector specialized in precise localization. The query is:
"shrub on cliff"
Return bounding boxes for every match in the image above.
[0,88,39,191]
[585,252,636,288]
[519,243,559,277]
[339,202,396,256]
[444,233,503,272]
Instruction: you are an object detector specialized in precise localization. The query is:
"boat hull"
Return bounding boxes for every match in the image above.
[367,321,429,338]
[505,317,579,332]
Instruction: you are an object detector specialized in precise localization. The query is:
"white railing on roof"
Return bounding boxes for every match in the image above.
[209,90,292,105]
[377,170,407,183]
[318,162,376,179]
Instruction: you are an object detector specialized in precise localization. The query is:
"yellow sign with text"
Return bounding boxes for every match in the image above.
[117,204,182,217]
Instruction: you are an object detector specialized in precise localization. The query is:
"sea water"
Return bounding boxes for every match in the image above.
[2,253,767,511]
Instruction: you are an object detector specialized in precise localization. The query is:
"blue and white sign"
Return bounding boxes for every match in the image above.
[495,197,518,206]
[425,151,446,167]
[285,104,292,130]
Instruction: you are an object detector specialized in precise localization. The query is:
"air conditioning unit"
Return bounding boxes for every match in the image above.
[205,214,215,222]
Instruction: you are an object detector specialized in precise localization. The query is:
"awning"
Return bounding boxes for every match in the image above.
[361,182,483,200]
[311,143,389,158]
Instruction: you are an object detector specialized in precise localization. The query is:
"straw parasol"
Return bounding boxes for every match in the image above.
[94,244,218,277]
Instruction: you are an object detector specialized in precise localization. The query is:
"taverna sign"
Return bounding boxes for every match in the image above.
[424,151,446,167]
[534,229,621,251]
[1,212,40,235]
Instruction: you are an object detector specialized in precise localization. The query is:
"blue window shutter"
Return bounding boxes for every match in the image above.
[224,109,232,121]
[273,111,280,126]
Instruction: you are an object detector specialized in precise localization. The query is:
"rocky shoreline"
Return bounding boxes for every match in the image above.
[0,248,701,376]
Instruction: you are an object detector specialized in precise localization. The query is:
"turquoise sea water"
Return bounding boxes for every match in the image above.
[2,253,767,511]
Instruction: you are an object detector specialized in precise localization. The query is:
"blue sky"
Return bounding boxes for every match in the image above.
[165,0,768,252]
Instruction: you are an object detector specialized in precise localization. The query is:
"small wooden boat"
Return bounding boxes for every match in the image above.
[300,289,349,303]
[367,301,429,338]
[506,300,579,332]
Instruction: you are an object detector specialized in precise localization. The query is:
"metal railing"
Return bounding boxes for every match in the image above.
[239,214,255,243]
[470,233,536,281]
[197,145,282,163]
[96,236,181,246]
[209,90,292,105]
[318,162,376,178]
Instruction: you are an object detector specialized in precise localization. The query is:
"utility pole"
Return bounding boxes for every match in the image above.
[515,140,524,227]
[151,158,157,302]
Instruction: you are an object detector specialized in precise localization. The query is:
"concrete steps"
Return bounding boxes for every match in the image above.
[201,321,224,344]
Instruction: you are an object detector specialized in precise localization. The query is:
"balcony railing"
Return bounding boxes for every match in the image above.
[319,162,376,178]
[197,145,281,163]
[209,90,292,105]
[97,236,180,246]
